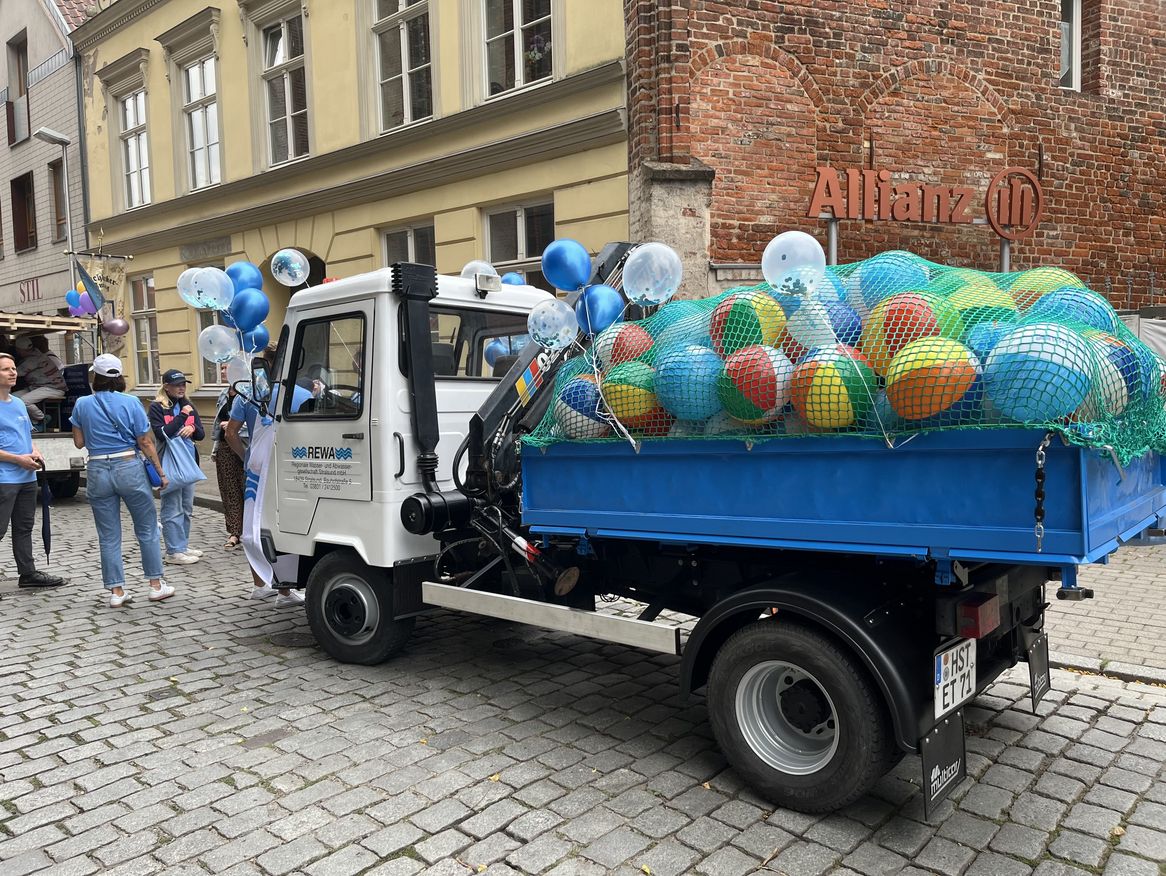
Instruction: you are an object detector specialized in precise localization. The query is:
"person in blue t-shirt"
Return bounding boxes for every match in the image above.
[70,354,173,608]
[0,353,66,588]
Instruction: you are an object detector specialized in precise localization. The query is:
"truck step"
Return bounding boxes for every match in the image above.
[421,581,682,655]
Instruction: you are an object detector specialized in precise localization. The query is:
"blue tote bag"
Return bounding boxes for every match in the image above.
[159,432,207,494]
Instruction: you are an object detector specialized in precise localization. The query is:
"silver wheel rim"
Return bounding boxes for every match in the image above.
[320,573,380,646]
[735,660,839,775]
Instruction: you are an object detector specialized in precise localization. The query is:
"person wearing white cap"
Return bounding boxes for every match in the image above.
[69,354,174,607]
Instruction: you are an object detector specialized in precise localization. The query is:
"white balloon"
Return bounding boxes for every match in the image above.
[461,260,498,279]
[622,242,683,306]
[177,267,203,309]
[271,248,310,287]
[527,298,579,351]
[762,231,826,296]
[225,354,252,385]
[198,324,241,364]
[192,267,235,311]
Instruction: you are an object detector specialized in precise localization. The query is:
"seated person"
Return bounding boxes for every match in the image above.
[14,336,66,426]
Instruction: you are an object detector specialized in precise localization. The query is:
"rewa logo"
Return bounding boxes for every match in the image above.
[291,446,353,460]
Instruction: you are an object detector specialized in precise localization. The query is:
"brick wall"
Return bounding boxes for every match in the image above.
[625,0,1166,306]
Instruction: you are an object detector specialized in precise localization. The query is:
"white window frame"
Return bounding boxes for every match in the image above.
[1059,0,1082,92]
[383,222,436,266]
[483,0,552,98]
[373,0,433,132]
[120,89,151,208]
[183,56,221,190]
[262,12,309,166]
[485,201,554,287]
[130,274,160,386]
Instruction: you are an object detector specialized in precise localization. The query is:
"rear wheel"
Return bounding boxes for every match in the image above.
[708,618,898,813]
[305,551,414,665]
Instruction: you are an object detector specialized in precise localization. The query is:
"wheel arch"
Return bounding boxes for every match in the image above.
[681,582,924,752]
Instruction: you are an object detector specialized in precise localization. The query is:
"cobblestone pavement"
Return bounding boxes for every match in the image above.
[1,501,1165,876]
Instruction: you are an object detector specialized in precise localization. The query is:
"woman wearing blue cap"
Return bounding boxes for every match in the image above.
[149,369,205,565]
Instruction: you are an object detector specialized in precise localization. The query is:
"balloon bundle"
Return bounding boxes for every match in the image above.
[181,248,309,383]
[525,233,1166,465]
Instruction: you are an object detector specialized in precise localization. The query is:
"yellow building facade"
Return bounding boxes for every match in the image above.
[71,0,627,404]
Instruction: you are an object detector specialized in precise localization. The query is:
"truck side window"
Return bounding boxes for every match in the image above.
[429,307,530,379]
[285,314,365,419]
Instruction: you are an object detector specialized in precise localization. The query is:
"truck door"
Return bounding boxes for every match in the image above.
[275,305,372,534]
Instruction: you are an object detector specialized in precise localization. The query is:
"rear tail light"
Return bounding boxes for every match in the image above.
[958,593,1001,638]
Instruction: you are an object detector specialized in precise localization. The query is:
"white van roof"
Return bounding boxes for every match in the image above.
[287,268,553,314]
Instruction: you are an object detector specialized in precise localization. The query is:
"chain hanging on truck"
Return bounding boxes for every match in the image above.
[1033,432,1053,552]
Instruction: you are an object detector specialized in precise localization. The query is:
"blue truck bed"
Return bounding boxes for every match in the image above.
[522,430,1166,567]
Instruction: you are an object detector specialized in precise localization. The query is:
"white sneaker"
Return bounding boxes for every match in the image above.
[110,590,133,608]
[276,590,306,607]
[184,548,204,558]
[164,552,200,565]
[249,585,277,600]
[148,583,175,602]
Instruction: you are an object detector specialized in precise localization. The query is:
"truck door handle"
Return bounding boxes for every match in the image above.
[393,432,405,478]
[342,432,365,440]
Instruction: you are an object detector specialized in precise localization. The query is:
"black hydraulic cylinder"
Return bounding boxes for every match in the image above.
[392,262,440,490]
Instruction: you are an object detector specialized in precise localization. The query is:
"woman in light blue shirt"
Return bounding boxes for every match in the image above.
[70,354,174,608]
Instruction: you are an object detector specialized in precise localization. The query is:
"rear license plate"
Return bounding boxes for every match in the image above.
[935,638,977,720]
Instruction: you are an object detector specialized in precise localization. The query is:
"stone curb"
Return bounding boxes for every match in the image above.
[1050,650,1166,686]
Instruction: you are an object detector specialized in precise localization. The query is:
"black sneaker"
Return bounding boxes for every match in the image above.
[18,571,67,588]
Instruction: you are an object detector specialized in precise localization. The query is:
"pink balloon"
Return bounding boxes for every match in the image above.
[102,318,130,336]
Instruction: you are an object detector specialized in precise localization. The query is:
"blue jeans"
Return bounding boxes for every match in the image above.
[86,456,164,589]
[161,482,195,555]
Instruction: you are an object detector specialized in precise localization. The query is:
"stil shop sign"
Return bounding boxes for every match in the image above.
[807,166,1044,241]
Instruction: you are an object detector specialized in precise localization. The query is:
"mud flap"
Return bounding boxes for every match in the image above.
[920,709,966,820]
[1024,629,1051,714]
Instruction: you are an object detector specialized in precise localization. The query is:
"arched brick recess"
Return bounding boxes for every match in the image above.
[689,46,821,263]
[846,71,1012,266]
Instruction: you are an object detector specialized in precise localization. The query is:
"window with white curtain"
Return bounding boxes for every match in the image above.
[374,0,433,131]
[120,90,151,208]
[183,56,221,188]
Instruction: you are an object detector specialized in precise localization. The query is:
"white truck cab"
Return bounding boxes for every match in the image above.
[258,266,545,614]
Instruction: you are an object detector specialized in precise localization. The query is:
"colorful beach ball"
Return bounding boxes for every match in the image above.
[1008,267,1086,311]
[602,361,671,434]
[1074,334,1135,420]
[860,291,961,376]
[1026,287,1119,333]
[790,345,877,429]
[965,321,1015,363]
[885,337,982,422]
[709,290,787,358]
[946,278,1018,335]
[717,345,795,425]
[849,251,931,310]
[656,344,724,422]
[927,267,997,297]
[984,323,1094,422]
[553,374,609,439]
[781,300,863,363]
[592,322,653,370]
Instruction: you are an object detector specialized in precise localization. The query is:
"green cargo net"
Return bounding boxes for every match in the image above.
[525,251,1166,464]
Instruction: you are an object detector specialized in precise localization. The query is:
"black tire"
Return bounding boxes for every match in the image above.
[305,550,415,665]
[48,473,80,500]
[707,618,898,813]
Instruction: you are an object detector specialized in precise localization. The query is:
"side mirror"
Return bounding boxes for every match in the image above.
[250,359,273,416]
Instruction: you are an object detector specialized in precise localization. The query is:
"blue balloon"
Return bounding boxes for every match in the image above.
[574,284,624,336]
[65,290,81,308]
[484,337,511,367]
[241,323,270,353]
[541,239,592,291]
[500,272,525,286]
[229,288,270,333]
[226,261,264,293]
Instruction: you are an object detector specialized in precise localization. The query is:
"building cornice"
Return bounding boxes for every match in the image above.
[72,0,171,51]
[156,7,221,51]
[87,59,625,244]
[88,107,627,254]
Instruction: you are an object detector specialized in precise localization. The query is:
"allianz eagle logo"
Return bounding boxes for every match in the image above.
[291,446,353,460]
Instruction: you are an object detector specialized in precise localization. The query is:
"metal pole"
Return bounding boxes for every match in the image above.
[827,219,838,266]
[998,236,1011,273]
[63,143,76,294]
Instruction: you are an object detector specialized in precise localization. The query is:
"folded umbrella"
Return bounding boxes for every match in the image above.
[39,474,51,559]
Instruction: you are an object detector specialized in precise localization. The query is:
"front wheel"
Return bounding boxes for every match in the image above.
[48,473,80,500]
[707,618,898,813]
[305,551,415,665]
